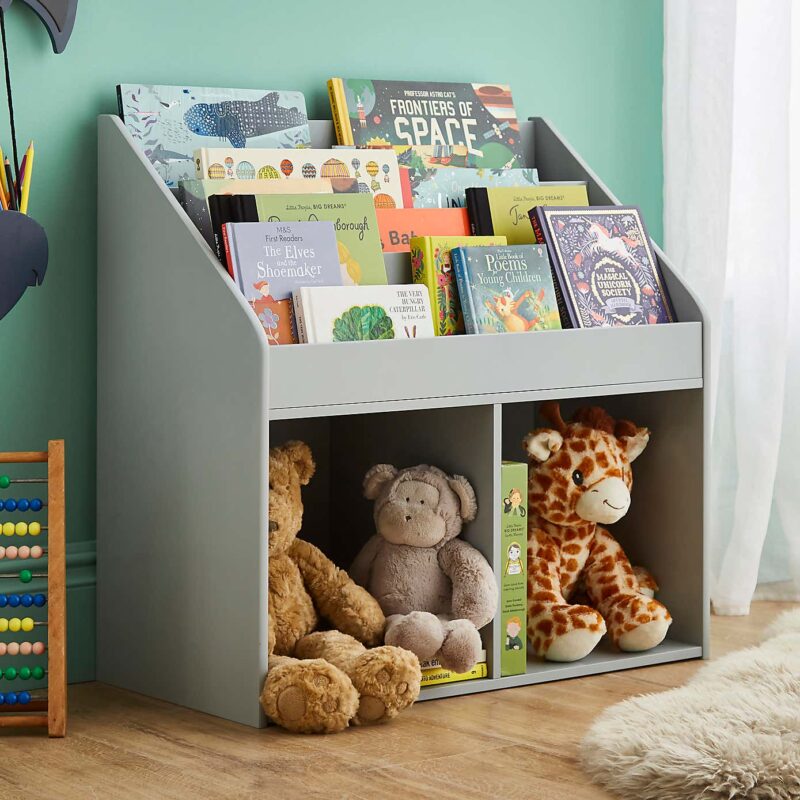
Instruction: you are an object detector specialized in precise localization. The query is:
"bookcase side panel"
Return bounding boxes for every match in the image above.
[97,116,270,727]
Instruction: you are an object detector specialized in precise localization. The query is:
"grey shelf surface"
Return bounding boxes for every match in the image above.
[96,114,707,728]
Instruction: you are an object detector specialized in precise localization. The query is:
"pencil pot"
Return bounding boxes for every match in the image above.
[0,211,48,321]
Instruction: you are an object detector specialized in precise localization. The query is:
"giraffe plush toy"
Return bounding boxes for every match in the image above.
[523,402,671,662]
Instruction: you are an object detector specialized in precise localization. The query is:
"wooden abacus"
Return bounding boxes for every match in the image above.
[0,441,66,737]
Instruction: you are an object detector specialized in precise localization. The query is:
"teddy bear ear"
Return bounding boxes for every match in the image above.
[448,474,478,522]
[363,464,399,499]
[523,429,564,463]
[283,440,315,485]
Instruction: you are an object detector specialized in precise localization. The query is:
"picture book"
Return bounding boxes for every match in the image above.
[410,234,507,336]
[194,147,405,210]
[419,662,488,687]
[419,650,487,671]
[406,166,540,209]
[251,194,387,286]
[377,207,470,253]
[179,178,338,250]
[532,206,675,328]
[117,84,310,188]
[328,78,525,168]
[293,285,434,344]
[467,184,589,243]
[500,461,528,677]
[451,244,562,335]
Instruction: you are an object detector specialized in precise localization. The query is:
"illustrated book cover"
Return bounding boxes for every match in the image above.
[293,284,434,344]
[328,78,525,168]
[419,662,488,686]
[377,207,470,253]
[419,650,487,671]
[500,461,528,677]
[451,244,562,335]
[467,184,589,243]
[117,84,310,188]
[179,178,338,250]
[531,206,675,328]
[405,166,539,209]
[194,147,406,210]
[410,234,507,336]
[223,221,341,346]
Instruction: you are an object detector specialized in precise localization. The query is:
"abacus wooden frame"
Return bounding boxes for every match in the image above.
[0,441,67,737]
[96,115,708,728]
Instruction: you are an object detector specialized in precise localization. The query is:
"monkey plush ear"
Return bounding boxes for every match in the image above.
[523,429,564,462]
[283,440,315,485]
[618,426,650,463]
[448,474,478,522]
[363,464,399,499]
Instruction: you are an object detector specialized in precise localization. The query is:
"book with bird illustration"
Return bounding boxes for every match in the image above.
[410,234,507,336]
[328,78,526,168]
[117,85,310,188]
[450,244,561,335]
[531,206,675,328]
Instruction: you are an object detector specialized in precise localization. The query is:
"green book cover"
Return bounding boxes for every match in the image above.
[476,184,590,244]
[500,461,528,676]
[253,193,387,286]
[410,234,506,336]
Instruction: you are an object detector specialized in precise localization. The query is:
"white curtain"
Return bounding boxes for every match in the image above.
[663,0,800,614]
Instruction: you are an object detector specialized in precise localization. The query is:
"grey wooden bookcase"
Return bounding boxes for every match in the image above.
[96,115,707,728]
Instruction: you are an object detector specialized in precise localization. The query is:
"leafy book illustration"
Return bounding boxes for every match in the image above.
[117,84,310,187]
[451,244,562,335]
[531,206,675,328]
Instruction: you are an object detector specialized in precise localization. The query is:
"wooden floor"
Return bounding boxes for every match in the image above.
[0,602,793,800]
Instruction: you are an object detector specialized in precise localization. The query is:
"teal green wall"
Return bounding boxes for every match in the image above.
[0,0,663,680]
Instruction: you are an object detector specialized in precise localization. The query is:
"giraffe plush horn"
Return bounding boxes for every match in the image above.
[539,401,567,433]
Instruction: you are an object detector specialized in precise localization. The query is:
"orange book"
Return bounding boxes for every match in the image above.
[376,207,470,253]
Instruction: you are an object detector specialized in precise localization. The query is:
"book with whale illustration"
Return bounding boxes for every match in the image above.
[117,84,311,187]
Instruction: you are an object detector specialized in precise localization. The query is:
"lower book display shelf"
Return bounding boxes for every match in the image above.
[417,638,703,701]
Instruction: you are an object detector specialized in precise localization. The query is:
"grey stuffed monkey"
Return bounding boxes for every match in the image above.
[351,464,498,674]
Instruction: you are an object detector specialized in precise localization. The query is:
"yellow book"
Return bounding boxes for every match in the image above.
[420,662,488,687]
[327,78,354,146]
[411,235,506,335]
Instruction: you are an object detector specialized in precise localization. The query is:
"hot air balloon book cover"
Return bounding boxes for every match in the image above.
[117,85,311,188]
[328,79,525,169]
[406,167,539,209]
[194,147,405,210]
[532,206,675,328]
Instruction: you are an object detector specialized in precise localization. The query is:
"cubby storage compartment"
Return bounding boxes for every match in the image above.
[97,113,708,727]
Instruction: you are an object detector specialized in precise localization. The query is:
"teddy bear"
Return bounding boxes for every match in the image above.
[260,441,421,734]
[523,402,672,663]
[350,464,497,674]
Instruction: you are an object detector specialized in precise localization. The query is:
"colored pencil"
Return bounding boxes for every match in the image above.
[0,144,8,208]
[4,158,17,211]
[19,141,33,215]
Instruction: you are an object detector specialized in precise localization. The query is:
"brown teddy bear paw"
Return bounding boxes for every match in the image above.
[350,646,421,726]
[260,659,358,734]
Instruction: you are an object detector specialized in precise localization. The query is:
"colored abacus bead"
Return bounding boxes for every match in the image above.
[21,617,33,632]
[5,692,17,704]
[11,642,23,655]
[28,522,41,536]
[21,594,33,607]
[16,499,29,512]
[0,476,10,489]
[8,594,20,607]
[3,499,16,512]
[18,691,30,705]
[19,569,32,583]
[2,522,14,536]
[30,546,43,559]
[0,619,6,632]
[30,499,42,512]
[32,641,45,655]
[19,667,31,680]
[9,618,20,632]
[31,666,44,680]
[34,594,46,607]
[0,595,5,607]
[4,667,17,680]
[15,522,27,536]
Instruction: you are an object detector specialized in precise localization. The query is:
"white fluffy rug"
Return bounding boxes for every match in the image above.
[581,609,800,800]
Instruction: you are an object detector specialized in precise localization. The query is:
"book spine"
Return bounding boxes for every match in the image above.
[419,650,487,671]
[327,79,354,147]
[411,238,440,336]
[466,188,492,236]
[533,207,578,329]
[528,206,545,244]
[116,85,124,118]
[221,223,235,281]
[420,662,488,687]
[208,195,232,264]
[292,290,309,344]
[451,248,477,335]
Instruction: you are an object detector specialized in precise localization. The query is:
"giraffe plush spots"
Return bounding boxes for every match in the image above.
[523,402,671,662]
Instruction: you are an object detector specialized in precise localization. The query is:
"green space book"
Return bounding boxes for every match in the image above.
[500,461,528,676]
[410,234,507,336]
[466,184,589,244]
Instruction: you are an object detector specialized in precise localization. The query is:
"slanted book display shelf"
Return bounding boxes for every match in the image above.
[97,115,707,728]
